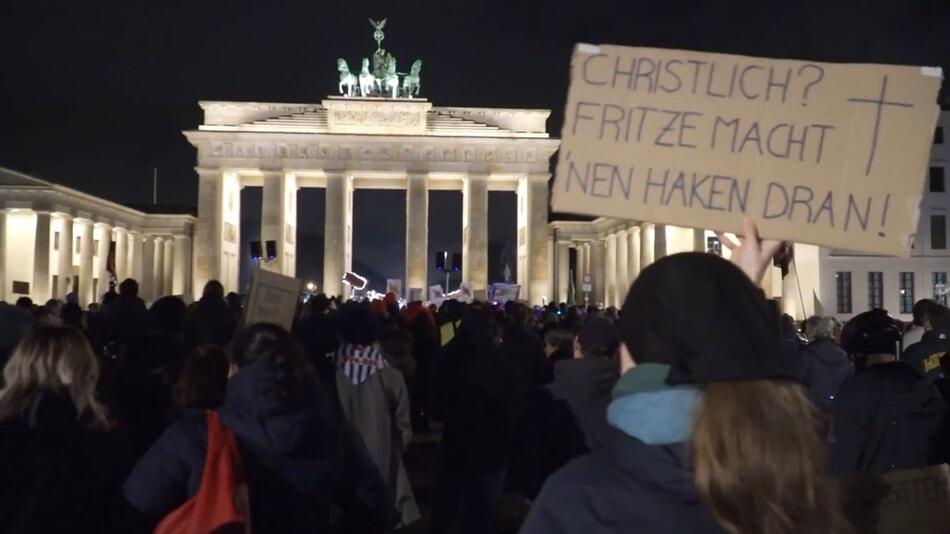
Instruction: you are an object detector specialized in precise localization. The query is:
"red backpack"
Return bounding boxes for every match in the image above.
[154,411,251,534]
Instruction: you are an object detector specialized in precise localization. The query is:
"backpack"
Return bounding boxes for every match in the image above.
[154,411,251,534]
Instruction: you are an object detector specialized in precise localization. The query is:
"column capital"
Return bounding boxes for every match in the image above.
[526,172,551,183]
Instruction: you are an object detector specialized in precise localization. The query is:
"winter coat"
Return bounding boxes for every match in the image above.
[798,339,853,411]
[182,297,238,349]
[0,392,133,534]
[436,334,519,475]
[333,343,419,527]
[549,357,620,450]
[522,363,722,534]
[902,328,950,380]
[832,361,946,474]
[123,358,390,533]
[521,433,723,534]
[502,324,547,394]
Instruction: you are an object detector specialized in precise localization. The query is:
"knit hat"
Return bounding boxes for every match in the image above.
[619,252,798,385]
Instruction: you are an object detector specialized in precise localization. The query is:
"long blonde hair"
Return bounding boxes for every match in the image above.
[693,381,852,534]
[0,323,107,426]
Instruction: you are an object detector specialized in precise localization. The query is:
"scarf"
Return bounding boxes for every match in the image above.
[332,343,389,385]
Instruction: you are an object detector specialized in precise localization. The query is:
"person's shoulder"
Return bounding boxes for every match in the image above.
[543,447,614,488]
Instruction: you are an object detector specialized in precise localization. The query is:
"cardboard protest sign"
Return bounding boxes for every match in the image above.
[243,268,304,331]
[553,44,942,256]
[844,464,950,534]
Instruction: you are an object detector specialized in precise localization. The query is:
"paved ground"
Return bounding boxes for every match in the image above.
[398,425,531,534]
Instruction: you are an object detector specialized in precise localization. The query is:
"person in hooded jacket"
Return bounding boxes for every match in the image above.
[123,323,390,533]
[432,302,519,534]
[183,280,238,350]
[521,219,852,534]
[549,316,622,450]
[332,306,419,528]
[798,315,853,412]
[0,323,133,533]
[831,308,946,474]
[902,304,950,380]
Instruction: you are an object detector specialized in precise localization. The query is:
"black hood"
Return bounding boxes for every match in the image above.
[218,359,329,457]
[553,357,618,400]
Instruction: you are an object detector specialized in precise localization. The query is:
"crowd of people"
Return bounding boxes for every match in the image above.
[0,220,949,533]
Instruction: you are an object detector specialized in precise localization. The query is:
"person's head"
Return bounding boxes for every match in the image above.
[840,308,902,367]
[229,323,316,410]
[173,345,230,410]
[341,306,380,346]
[926,305,950,331]
[912,299,938,327]
[15,296,32,310]
[804,316,836,343]
[202,280,225,301]
[575,317,621,359]
[87,303,99,313]
[543,329,574,357]
[150,296,187,334]
[0,323,106,425]
[119,278,139,298]
[60,302,84,329]
[44,299,63,319]
[102,291,118,306]
[618,253,848,534]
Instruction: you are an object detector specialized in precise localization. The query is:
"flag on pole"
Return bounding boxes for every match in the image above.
[567,269,576,306]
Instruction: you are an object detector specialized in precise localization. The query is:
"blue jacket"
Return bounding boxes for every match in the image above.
[123,359,389,532]
[521,364,723,534]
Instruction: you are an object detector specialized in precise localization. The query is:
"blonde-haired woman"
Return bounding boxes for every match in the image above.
[0,324,131,533]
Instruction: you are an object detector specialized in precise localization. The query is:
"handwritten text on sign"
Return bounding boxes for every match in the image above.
[552,45,941,256]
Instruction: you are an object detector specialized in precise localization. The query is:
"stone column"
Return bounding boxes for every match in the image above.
[114,227,128,281]
[628,225,641,283]
[524,174,551,305]
[153,236,165,299]
[323,173,353,297]
[405,173,428,296]
[462,173,489,295]
[194,170,223,298]
[654,223,667,260]
[33,211,52,302]
[140,235,155,301]
[574,244,586,304]
[173,235,192,296]
[56,214,73,299]
[694,228,707,253]
[163,237,174,297]
[556,241,570,304]
[95,223,112,299]
[640,223,655,269]
[605,233,618,308]
[261,171,298,276]
[616,229,629,301]
[77,219,94,306]
[129,232,144,283]
[590,239,606,307]
[0,209,6,302]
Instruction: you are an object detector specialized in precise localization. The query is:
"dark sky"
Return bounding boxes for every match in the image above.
[1,0,947,290]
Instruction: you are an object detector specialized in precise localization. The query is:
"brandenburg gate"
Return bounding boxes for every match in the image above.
[184,98,559,303]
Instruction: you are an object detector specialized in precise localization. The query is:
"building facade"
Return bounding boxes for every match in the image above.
[184,98,560,304]
[0,167,195,305]
[550,111,950,321]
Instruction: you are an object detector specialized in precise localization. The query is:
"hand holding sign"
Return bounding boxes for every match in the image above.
[554,44,942,256]
[718,218,782,285]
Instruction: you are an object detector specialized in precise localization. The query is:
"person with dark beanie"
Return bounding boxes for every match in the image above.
[522,219,852,534]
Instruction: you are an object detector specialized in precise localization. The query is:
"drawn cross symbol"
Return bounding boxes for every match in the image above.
[847,75,914,176]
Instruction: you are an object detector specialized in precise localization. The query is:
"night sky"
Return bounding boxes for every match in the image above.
[2,1,947,291]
